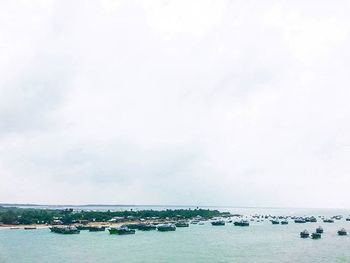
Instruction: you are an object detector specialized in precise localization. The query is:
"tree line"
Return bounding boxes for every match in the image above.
[0,206,230,225]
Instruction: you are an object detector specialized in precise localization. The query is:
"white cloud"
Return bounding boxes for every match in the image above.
[1,0,350,207]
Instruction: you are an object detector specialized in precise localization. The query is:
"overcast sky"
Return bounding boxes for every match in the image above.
[1,0,350,208]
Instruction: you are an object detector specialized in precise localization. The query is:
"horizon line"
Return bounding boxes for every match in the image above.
[0,203,348,210]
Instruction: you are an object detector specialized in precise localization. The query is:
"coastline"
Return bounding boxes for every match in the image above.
[0,220,163,229]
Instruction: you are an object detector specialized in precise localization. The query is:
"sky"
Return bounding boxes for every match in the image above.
[1,0,350,208]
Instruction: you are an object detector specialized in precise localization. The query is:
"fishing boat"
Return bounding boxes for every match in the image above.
[305,216,317,222]
[88,226,106,232]
[310,216,317,222]
[323,218,334,223]
[338,228,347,236]
[76,225,90,230]
[316,226,323,234]
[122,224,142,230]
[294,218,306,223]
[271,220,280,225]
[138,224,157,231]
[109,227,135,235]
[157,224,176,232]
[211,220,225,226]
[300,229,309,238]
[311,232,321,239]
[175,221,189,227]
[24,227,37,230]
[234,220,249,226]
[50,226,80,234]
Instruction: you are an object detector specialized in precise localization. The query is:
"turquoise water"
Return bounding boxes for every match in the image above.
[0,208,349,263]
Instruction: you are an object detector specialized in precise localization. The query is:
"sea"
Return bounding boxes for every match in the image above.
[0,206,349,263]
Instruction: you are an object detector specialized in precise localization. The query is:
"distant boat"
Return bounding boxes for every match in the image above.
[310,217,317,222]
[346,217,350,221]
[294,218,306,223]
[138,224,157,231]
[76,225,90,230]
[323,219,334,223]
[24,227,37,230]
[211,220,225,226]
[333,215,342,220]
[316,226,323,234]
[281,220,288,225]
[50,226,80,234]
[311,232,321,239]
[157,224,176,232]
[118,223,157,231]
[306,216,317,222]
[175,221,189,227]
[109,227,135,235]
[122,223,142,230]
[271,220,280,225]
[338,228,347,236]
[300,229,310,238]
[88,226,105,232]
[234,220,249,226]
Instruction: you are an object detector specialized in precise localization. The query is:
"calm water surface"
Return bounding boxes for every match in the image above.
[0,207,349,263]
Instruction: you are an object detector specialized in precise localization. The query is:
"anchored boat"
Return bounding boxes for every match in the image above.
[175,221,189,227]
[138,224,157,231]
[50,226,80,234]
[88,226,106,232]
[76,225,90,230]
[311,232,321,239]
[316,226,323,234]
[271,220,280,225]
[211,220,225,226]
[300,229,309,238]
[338,228,347,236]
[323,218,334,223]
[109,227,135,235]
[157,224,176,232]
[24,227,37,230]
[234,220,249,226]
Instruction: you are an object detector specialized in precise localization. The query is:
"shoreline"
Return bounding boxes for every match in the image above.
[0,220,164,229]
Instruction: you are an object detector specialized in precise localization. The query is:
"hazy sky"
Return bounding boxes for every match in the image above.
[1,0,350,208]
